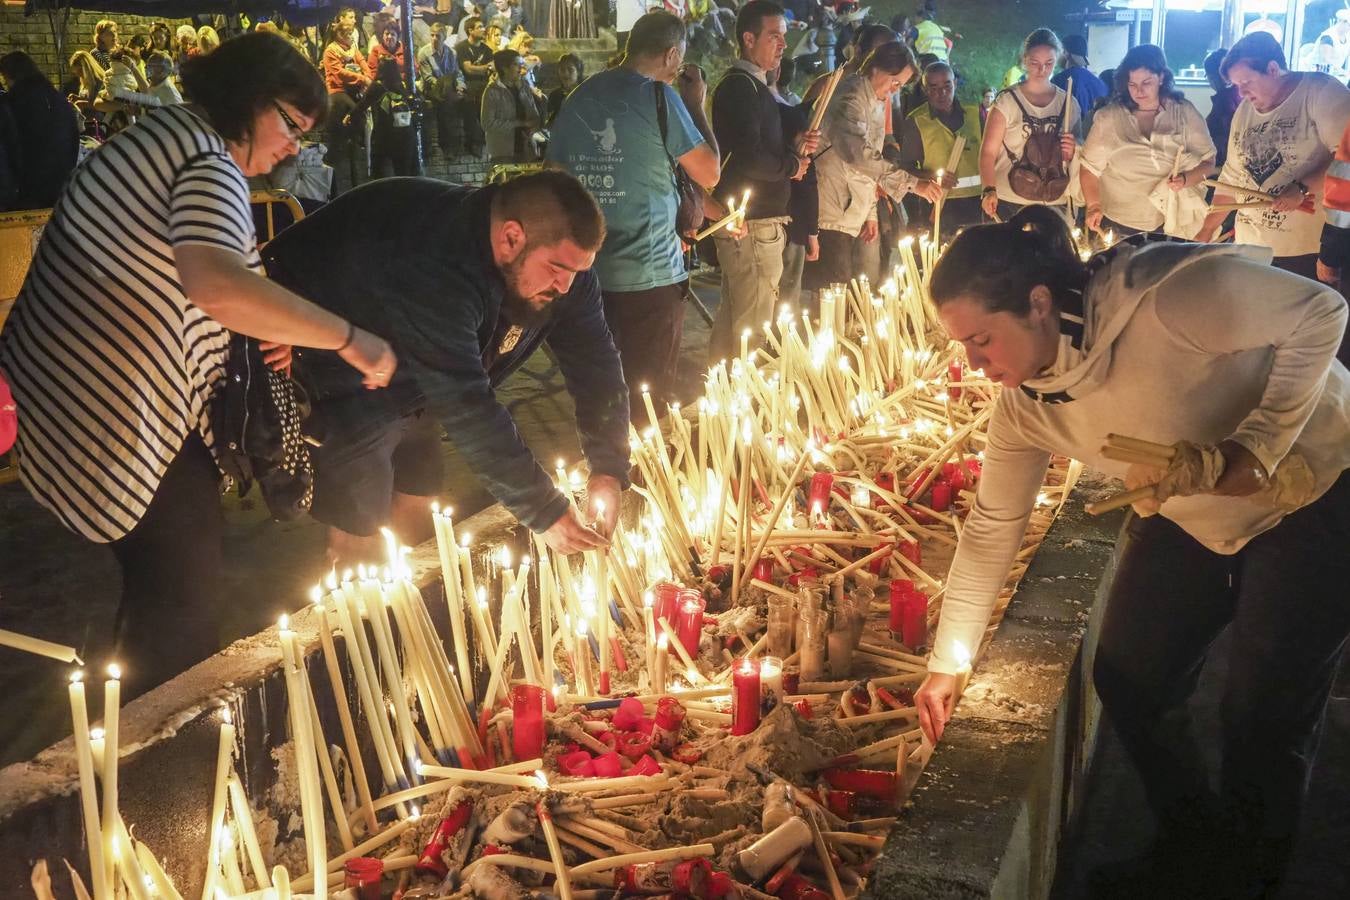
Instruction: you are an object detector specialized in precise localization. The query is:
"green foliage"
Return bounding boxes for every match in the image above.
[863,0,1074,103]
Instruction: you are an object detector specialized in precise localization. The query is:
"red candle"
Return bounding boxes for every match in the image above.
[899,539,922,566]
[345,857,385,900]
[731,657,762,736]
[873,473,895,509]
[558,750,596,777]
[867,542,894,575]
[931,481,952,512]
[807,472,834,516]
[628,754,663,776]
[888,579,913,633]
[905,467,931,501]
[676,592,706,656]
[942,461,966,491]
[948,359,964,399]
[413,798,473,877]
[592,751,623,777]
[654,582,681,628]
[652,697,686,752]
[753,559,775,582]
[612,697,645,731]
[901,589,928,652]
[511,684,545,761]
[618,731,652,760]
[777,872,832,900]
[821,767,899,799]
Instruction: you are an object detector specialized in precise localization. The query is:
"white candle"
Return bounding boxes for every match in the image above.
[760,656,784,710]
[0,627,82,664]
[101,664,120,894]
[279,617,327,900]
[68,672,110,900]
[201,705,235,900]
[653,633,668,694]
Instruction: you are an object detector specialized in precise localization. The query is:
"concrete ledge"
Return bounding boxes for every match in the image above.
[866,470,1126,900]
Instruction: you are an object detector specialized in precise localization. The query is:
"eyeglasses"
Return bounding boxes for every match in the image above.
[273,101,305,141]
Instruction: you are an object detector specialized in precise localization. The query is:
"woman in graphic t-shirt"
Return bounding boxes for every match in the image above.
[1196,31,1350,281]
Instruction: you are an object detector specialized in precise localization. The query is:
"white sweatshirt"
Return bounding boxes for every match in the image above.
[928,241,1350,675]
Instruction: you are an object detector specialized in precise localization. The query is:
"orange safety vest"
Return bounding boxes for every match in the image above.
[1324,120,1350,227]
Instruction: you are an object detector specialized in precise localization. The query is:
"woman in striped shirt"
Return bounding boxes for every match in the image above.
[0,33,397,696]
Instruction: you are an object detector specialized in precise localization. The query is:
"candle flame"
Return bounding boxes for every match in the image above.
[221,704,233,725]
[431,501,439,514]
[70,670,84,684]
[534,769,549,789]
[309,585,323,604]
[656,633,668,650]
[410,804,421,820]
[279,614,290,631]
[460,533,472,549]
[90,727,104,740]
[106,663,121,681]
[415,758,426,776]
[642,591,654,609]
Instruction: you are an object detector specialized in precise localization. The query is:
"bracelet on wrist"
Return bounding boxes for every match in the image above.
[336,321,356,353]
[981,185,997,195]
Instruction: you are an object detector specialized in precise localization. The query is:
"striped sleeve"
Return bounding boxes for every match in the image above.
[168,153,256,257]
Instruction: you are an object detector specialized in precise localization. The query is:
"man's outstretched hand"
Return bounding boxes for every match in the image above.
[587,474,622,539]
[542,505,608,554]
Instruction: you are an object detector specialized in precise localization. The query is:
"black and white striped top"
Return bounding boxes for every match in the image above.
[0,105,255,543]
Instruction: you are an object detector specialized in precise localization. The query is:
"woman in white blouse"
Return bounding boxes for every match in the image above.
[1196,31,1350,280]
[1081,44,1216,238]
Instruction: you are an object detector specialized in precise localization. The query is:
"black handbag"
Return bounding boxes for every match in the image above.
[212,333,316,521]
[654,82,705,239]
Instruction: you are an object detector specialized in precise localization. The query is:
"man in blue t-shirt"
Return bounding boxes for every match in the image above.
[548,10,720,424]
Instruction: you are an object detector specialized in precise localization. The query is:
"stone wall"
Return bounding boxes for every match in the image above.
[0,6,194,83]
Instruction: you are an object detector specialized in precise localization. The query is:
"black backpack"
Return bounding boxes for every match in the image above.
[212,334,316,520]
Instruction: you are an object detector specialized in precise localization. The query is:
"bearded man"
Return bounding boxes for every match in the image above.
[261,170,630,563]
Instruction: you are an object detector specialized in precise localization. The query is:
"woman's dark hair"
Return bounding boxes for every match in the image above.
[0,50,45,86]
[1110,44,1184,110]
[930,206,1086,315]
[861,40,917,77]
[375,57,402,91]
[1203,48,1228,93]
[1220,31,1286,79]
[853,23,897,56]
[558,52,585,79]
[180,32,326,143]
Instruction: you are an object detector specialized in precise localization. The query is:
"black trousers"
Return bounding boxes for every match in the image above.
[602,280,687,427]
[109,432,223,698]
[1093,472,1350,887]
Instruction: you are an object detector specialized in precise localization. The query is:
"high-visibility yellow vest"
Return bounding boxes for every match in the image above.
[914,20,949,61]
[908,102,983,198]
[1326,120,1350,228]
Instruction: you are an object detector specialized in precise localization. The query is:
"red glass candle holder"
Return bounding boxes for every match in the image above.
[345,857,384,900]
[898,540,922,566]
[888,579,914,633]
[873,472,895,509]
[776,872,831,900]
[807,472,834,515]
[654,582,681,628]
[753,559,775,582]
[731,657,762,736]
[618,731,652,760]
[901,589,928,652]
[948,359,964,399]
[653,697,686,751]
[821,767,899,799]
[905,467,931,501]
[867,543,894,575]
[930,481,952,512]
[510,684,545,761]
[676,592,706,656]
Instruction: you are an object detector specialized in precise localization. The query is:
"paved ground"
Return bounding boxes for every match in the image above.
[0,273,719,767]
[1051,633,1350,899]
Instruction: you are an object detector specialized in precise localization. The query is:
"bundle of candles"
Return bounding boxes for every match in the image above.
[38,238,1085,900]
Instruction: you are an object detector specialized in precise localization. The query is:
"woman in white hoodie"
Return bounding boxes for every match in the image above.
[915,206,1349,897]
